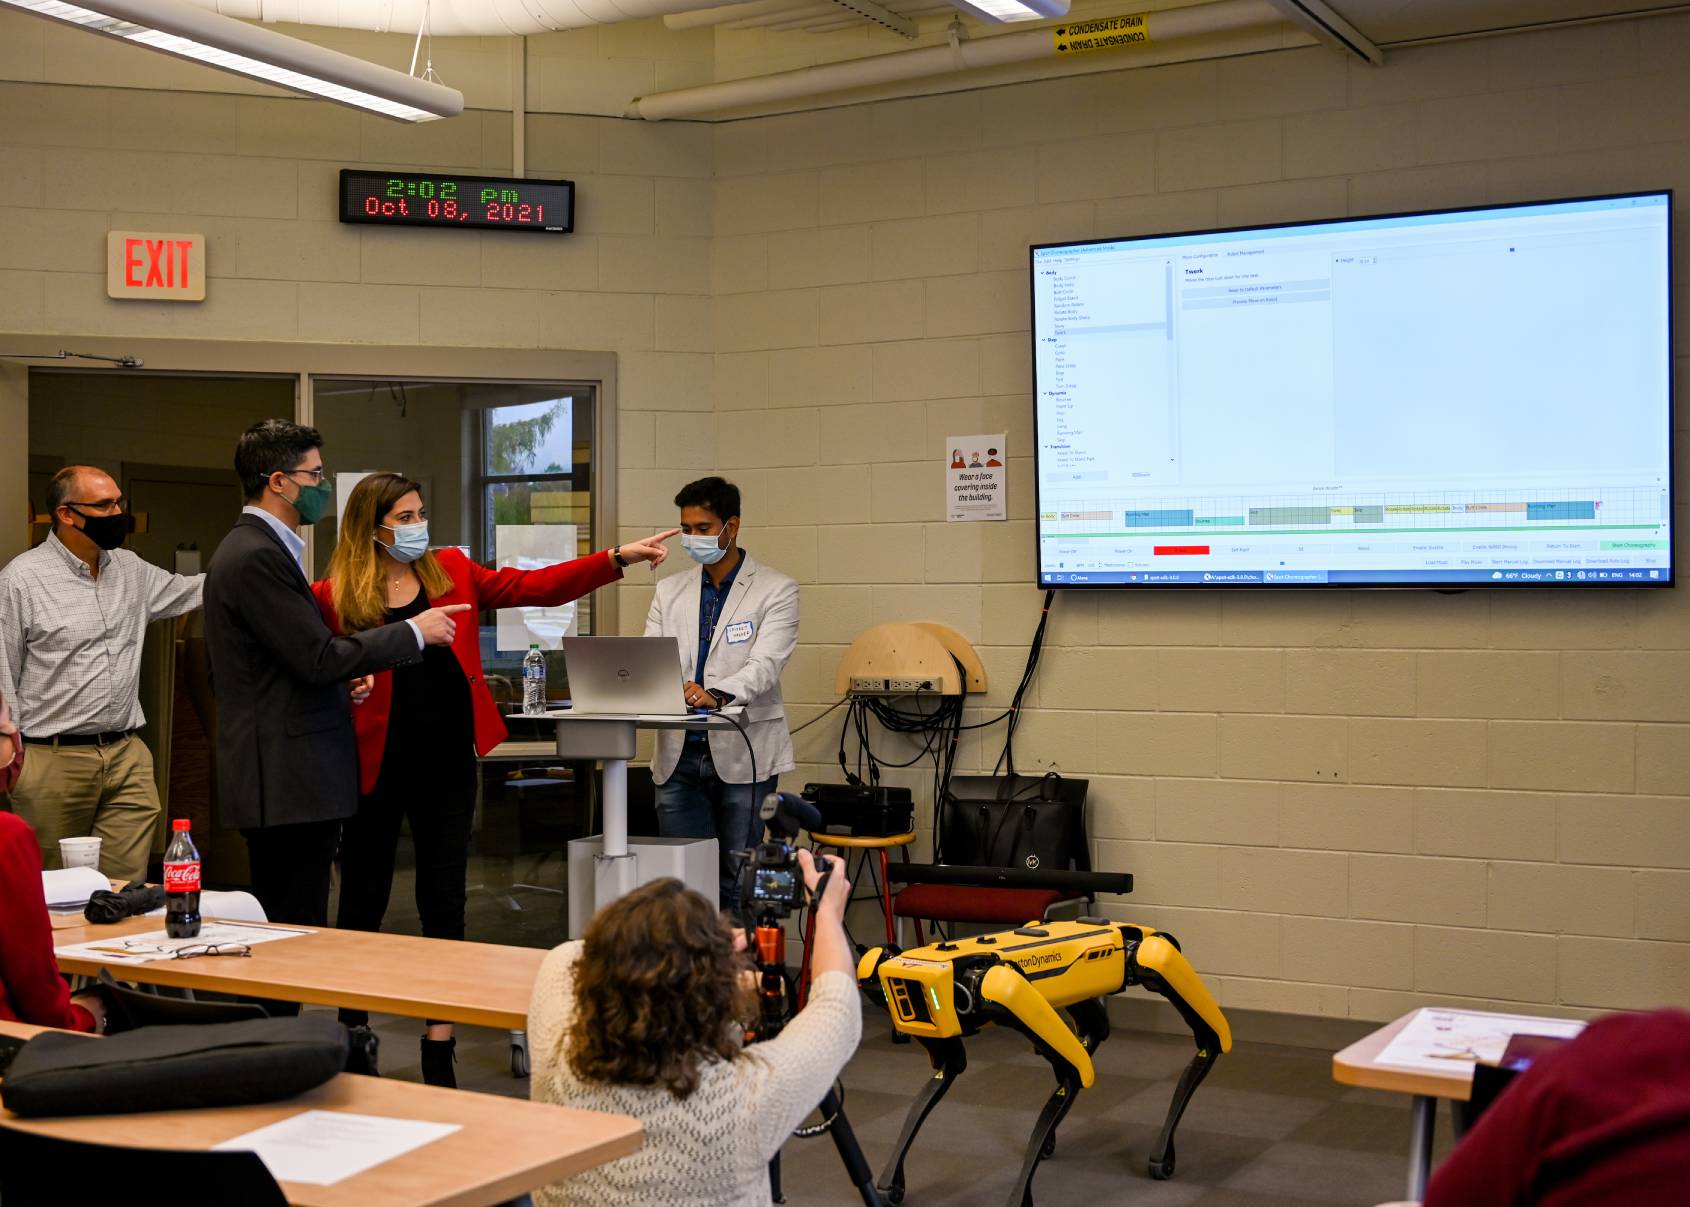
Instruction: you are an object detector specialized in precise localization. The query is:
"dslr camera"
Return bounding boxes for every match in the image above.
[739,791,824,918]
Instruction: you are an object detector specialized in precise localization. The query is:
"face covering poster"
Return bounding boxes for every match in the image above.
[946,434,1007,522]
[495,524,578,651]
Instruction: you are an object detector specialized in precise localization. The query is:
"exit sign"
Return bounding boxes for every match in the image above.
[107,231,205,301]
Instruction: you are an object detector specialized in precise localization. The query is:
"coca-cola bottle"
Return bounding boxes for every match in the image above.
[163,818,202,939]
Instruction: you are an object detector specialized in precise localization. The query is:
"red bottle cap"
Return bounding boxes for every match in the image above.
[172,818,192,831]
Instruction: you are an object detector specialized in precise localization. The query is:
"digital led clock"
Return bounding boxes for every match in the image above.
[339,170,574,233]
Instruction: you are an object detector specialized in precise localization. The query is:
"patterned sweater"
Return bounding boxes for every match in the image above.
[528,940,863,1207]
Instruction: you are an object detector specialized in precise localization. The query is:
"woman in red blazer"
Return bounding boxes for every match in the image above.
[312,472,673,1085]
[0,811,103,1033]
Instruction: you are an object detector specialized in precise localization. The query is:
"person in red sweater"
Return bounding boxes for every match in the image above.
[312,472,675,1086]
[1424,1009,1690,1207]
[0,811,103,1032]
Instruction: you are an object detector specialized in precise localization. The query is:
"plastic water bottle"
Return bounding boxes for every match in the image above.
[522,643,548,715]
[163,819,202,939]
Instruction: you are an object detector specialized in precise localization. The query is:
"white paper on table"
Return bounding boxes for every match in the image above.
[494,524,579,652]
[41,866,113,910]
[1373,1008,1587,1073]
[145,890,268,923]
[213,1110,461,1186]
[55,921,312,966]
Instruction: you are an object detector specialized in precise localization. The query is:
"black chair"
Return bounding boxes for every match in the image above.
[893,773,1111,943]
[98,970,269,1035]
[0,1129,287,1205]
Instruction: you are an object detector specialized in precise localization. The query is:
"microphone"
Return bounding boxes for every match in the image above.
[761,791,821,836]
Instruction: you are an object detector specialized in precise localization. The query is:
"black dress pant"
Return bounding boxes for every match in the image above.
[243,819,342,927]
[335,752,475,1028]
[243,819,342,1019]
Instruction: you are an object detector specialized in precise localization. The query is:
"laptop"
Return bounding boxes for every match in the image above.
[561,636,691,716]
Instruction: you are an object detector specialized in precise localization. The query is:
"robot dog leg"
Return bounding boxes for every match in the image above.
[1122,929,1232,1181]
[857,950,968,1205]
[860,919,1231,1204]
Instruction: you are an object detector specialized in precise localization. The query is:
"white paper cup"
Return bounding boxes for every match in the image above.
[59,836,102,869]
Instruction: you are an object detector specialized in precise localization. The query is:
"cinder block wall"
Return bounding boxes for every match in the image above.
[1,9,1687,1022]
[694,20,1690,1023]
[0,13,720,543]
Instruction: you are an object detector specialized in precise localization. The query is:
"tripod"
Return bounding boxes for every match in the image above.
[746,916,883,1207]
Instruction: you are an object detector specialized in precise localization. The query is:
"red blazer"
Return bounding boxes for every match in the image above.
[311,546,622,796]
[0,812,95,1032]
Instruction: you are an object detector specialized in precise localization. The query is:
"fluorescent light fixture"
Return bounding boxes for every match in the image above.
[947,0,1068,23]
[0,0,464,121]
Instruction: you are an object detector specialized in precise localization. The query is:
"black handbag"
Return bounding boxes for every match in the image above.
[2,1016,348,1119]
[939,773,1090,873]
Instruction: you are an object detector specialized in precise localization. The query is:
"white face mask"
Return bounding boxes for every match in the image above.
[681,531,729,566]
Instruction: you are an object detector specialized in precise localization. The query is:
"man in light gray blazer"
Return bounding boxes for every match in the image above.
[644,477,798,909]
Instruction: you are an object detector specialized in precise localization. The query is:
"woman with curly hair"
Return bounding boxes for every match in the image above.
[528,850,859,1206]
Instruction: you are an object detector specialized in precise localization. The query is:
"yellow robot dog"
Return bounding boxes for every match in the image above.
[858,917,1231,1206]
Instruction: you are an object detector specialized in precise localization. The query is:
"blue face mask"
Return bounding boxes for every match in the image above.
[681,531,728,566]
[379,521,429,564]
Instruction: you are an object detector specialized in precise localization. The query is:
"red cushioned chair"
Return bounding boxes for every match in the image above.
[892,882,1089,947]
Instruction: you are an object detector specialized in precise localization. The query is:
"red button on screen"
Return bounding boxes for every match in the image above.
[1152,546,1211,555]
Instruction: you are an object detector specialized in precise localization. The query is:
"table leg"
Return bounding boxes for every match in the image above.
[594,757,636,910]
[1406,1094,1436,1200]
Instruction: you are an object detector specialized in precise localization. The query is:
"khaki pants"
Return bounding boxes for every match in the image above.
[8,734,161,883]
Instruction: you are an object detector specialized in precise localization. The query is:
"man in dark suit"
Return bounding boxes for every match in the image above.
[203,419,468,927]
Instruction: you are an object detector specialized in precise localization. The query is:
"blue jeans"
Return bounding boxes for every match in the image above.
[655,742,775,911]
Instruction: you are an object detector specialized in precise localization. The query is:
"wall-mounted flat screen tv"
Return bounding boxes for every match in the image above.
[1030,191,1672,588]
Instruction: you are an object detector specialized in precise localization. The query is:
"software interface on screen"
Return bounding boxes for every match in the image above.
[1031,193,1672,586]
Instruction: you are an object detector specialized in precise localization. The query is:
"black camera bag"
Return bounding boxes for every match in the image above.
[803,782,915,837]
[2,1016,348,1119]
[939,772,1090,873]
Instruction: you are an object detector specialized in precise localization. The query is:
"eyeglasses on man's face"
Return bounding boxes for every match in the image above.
[64,497,125,515]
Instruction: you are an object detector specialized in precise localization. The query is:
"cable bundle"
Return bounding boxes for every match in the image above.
[830,590,1057,847]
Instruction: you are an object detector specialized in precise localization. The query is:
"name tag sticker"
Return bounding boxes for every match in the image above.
[725,620,754,645]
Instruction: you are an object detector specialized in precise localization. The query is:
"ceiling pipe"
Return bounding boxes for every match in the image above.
[629,0,1282,119]
[197,0,755,34]
[724,1,839,27]
[664,0,814,28]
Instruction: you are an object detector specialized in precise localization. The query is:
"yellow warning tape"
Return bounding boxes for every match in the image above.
[1053,13,1151,55]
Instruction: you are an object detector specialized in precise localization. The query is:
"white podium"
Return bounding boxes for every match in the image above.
[531,707,750,933]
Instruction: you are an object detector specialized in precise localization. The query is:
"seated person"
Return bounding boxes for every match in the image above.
[0,812,104,1032]
[1424,1008,1690,1207]
[529,851,859,1206]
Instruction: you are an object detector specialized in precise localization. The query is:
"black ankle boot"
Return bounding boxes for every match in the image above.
[344,1025,381,1076]
[420,1036,457,1088]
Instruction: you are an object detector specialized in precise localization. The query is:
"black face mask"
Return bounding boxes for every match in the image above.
[68,507,128,551]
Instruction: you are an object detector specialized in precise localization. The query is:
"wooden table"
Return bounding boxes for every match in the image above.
[52,916,544,1030]
[0,1020,641,1207]
[1333,1007,1580,1200]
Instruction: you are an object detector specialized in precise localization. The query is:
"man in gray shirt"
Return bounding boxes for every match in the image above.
[0,465,204,881]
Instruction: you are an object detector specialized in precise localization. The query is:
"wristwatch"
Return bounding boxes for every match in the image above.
[611,546,631,568]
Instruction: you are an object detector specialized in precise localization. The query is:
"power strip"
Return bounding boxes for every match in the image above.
[849,676,939,695]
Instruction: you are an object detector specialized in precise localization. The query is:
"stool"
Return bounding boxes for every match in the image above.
[799,831,916,1005]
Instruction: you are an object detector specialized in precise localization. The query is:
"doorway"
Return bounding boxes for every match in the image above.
[26,370,294,564]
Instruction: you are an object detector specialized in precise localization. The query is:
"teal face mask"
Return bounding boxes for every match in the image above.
[289,480,333,526]
[380,521,430,564]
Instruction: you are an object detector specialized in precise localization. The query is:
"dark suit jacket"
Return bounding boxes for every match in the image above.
[203,514,421,831]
